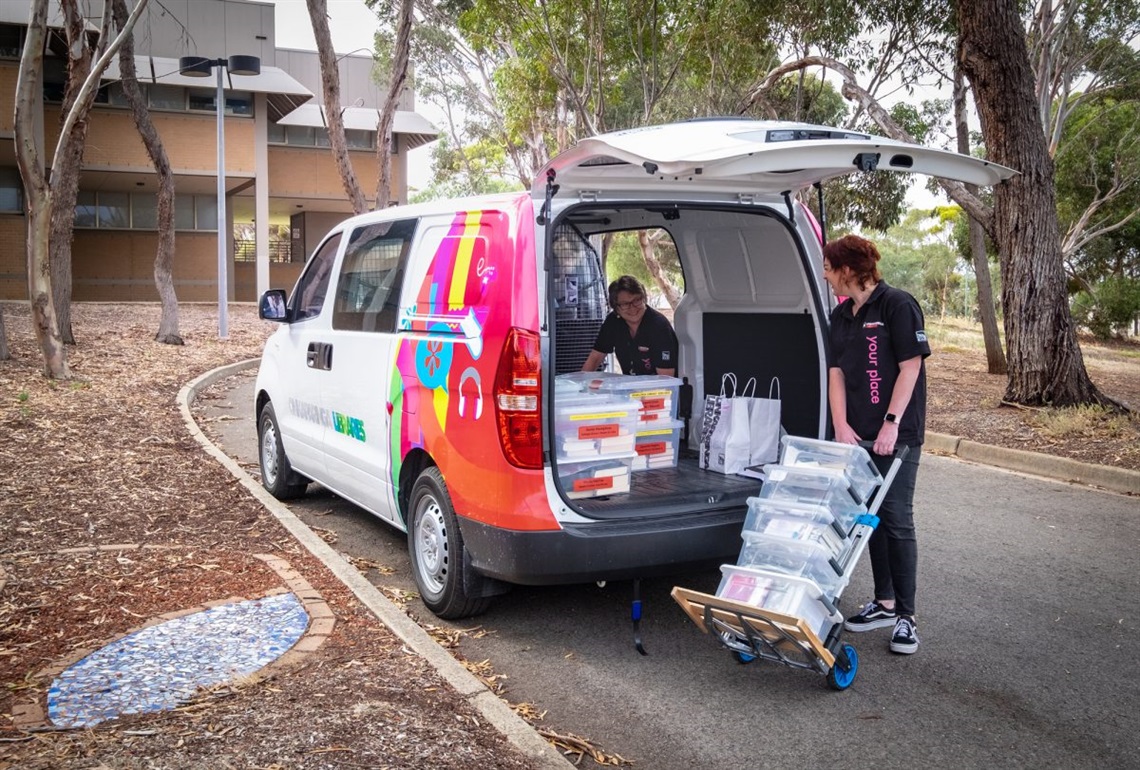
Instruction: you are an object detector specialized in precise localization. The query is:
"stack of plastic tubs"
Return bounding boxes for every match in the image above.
[553,392,641,499]
[588,374,683,472]
[715,436,883,640]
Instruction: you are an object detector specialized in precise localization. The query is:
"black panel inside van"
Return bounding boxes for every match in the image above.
[702,312,821,439]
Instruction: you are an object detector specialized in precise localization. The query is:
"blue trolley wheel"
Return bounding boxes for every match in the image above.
[733,651,756,664]
[826,643,858,690]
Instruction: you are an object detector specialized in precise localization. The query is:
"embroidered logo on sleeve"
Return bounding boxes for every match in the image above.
[661,351,671,361]
[916,330,927,342]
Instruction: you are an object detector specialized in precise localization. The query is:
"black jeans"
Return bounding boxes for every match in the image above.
[867,446,921,618]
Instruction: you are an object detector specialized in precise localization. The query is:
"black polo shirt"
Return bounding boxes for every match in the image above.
[592,306,678,375]
[827,281,931,446]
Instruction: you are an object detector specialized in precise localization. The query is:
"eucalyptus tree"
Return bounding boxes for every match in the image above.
[111,0,181,345]
[958,0,1111,406]
[14,0,149,378]
[306,0,369,214]
[50,0,112,345]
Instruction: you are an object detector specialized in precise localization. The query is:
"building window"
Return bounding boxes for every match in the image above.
[285,125,316,146]
[75,191,98,228]
[131,193,157,229]
[346,129,374,149]
[188,87,217,112]
[0,167,22,213]
[73,191,217,231]
[225,92,253,116]
[268,124,376,149]
[148,84,185,110]
[0,24,23,58]
[195,196,218,230]
[97,192,130,228]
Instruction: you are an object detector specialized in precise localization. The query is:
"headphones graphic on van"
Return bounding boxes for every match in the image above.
[458,367,483,420]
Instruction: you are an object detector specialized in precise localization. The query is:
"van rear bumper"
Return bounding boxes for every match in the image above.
[459,509,746,585]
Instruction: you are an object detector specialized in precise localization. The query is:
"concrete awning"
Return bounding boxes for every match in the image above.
[101,56,313,123]
[276,104,439,151]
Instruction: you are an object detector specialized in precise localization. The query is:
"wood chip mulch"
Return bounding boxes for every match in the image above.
[0,302,538,770]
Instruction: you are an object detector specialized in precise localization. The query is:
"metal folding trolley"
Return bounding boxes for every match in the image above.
[672,438,907,690]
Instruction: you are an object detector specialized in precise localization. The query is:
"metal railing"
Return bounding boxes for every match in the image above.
[234,239,291,263]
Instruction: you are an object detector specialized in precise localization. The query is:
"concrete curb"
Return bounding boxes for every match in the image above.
[926,432,1140,495]
[178,361,575,770]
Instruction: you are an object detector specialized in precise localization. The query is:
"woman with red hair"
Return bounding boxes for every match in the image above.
[823,234,930,655]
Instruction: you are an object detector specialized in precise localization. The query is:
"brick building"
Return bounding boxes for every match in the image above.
[0,0,436,302]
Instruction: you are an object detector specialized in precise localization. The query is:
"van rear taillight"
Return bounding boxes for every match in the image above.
[494,328,542,469]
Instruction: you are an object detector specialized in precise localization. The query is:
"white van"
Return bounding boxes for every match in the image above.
[254,119,1014,619]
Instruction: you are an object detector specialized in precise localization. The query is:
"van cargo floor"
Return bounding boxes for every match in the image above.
[574,460,760,518]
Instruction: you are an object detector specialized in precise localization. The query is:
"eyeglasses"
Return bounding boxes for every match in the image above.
[615,297,646,311]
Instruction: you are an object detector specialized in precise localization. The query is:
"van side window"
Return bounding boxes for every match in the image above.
[292,232,342,322]
[333,219,416,333]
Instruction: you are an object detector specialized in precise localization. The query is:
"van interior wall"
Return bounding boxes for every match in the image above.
[702,312,821,439]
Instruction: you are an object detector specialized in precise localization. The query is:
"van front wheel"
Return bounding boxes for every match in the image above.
[408,467,491,619]
[258,402,308,499]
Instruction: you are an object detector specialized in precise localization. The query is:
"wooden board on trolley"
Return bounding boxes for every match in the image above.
[671,586,835,669]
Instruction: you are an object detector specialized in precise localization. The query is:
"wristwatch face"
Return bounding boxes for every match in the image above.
[885,413,898,423]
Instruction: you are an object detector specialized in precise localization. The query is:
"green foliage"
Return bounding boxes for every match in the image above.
[869,208,963,318]
[602,231,683,293]
[1070,276,1140,339]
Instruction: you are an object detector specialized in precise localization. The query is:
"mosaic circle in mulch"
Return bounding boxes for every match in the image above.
[47,592,309,728]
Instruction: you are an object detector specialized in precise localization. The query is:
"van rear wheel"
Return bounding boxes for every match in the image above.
[258,402,308,499]
[408,467,491,619]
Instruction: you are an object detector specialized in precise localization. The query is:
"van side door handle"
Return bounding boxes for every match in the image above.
[306,342,333,370]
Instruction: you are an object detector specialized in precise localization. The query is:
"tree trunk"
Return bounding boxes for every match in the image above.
[637,230,681,310]
[375,0,414,208]
[14,0,68,378]
[49,0,105,345]
[111,0,180,344]
[0,306,10,360]
[958,0,1110,408]
[305,0,368,214]
[954,64,1006,374]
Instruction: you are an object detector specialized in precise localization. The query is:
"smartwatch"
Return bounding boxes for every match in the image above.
[884,412,898,423]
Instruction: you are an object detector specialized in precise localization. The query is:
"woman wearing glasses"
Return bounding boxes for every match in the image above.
[582,276,678,376]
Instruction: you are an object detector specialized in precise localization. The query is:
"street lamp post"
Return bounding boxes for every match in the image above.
[179,55,261,339]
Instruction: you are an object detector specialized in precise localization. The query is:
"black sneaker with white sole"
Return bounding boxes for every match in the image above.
[843,600,897,632]
[890,616,920,654]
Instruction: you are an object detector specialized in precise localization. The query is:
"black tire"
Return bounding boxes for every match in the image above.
[407,466,491,619]
[258,402,309,499]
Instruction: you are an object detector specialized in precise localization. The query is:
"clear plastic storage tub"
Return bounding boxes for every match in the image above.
[743,497,848,542]
[737,532,848,596]
[553,394,641,461]
[631,420,684,471]
[779,436,882,505]
[589,374,682,424]
[755,464,866,534]
[715,564,841,640]
[559,456,635,500]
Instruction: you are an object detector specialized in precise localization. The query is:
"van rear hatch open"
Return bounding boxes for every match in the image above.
[535,120,1015,523]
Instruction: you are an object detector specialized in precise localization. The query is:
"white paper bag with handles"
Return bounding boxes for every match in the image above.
[700,373,754,474]
[742,377,782,467]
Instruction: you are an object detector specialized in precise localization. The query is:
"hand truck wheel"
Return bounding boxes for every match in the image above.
[826,643,858,690]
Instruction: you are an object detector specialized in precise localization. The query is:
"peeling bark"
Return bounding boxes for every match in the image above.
[111,0,181,344]
[958,0,1112,408]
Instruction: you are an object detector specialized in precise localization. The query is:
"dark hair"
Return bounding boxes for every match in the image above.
[608,275,647,308]
[823,234,882,290]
